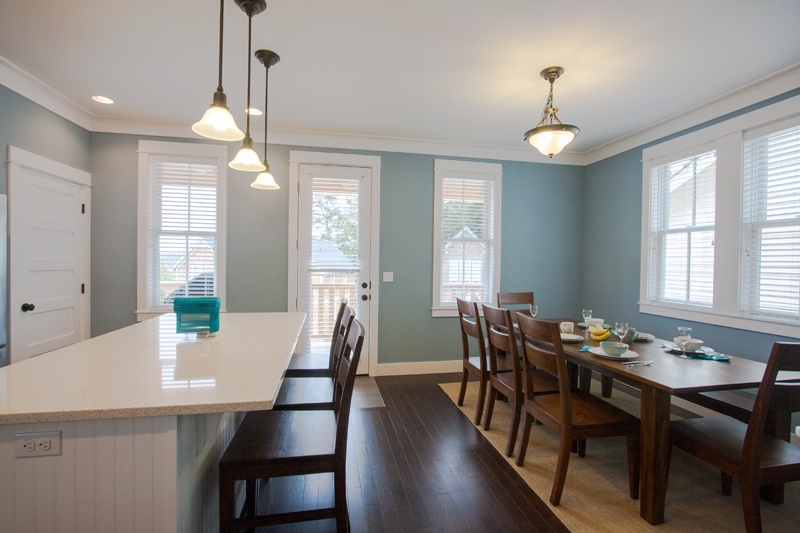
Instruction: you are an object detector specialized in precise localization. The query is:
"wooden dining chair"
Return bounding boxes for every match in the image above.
[456,298,513,425]
[285,297,348,378]
[669,342,800,533]
[482,304,558,456]
[272,305,355,410]
[218,319,365,532]
[497,291,534,312]
[515,313,640,506]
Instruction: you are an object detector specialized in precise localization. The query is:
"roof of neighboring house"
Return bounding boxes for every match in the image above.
[311,239,356,268]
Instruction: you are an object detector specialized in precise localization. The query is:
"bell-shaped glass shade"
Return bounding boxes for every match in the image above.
[229,136,266,172]
[192,92,244,141]
[524,124,579,157]
[251,166,280,190]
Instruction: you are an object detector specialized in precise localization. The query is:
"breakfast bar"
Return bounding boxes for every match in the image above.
[0,312,305,532]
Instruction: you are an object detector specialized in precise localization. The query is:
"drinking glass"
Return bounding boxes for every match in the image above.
[529,304,538,318]
[582,309,592,326]
[677,327,692,358]
[615,322,629,343]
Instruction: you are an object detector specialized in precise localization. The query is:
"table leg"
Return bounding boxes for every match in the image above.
[639,386,671,525]
[601,375,613,397]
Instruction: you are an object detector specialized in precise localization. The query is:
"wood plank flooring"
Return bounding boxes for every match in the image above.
[251,373,565,532]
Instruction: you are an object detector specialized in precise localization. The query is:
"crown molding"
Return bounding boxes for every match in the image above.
[580,62,800,165]
[0,55,93,130]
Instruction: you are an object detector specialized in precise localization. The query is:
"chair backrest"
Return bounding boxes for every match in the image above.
[333,318,365,453]
[329,305,356,377]
[743,342,800,467]
[481,304,521,379]
[325,297,349,371]
[457,298,486,369]
[516,313,573,418]
[497,292,534,311]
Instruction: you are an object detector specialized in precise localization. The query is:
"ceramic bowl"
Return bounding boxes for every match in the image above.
[600,341,628,356]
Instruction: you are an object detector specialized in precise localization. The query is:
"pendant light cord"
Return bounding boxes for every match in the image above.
[217,0,224,92]
[263,65,269,161]
[245,14,253,135]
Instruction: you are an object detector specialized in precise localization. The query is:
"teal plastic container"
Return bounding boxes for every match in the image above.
[174,297,220,334]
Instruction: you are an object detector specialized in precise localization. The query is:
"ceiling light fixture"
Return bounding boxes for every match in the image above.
[229,0,268,172]
[251,49,280,190]
[523,66,579,157]
[192,0,244,141]
[91,95,113,104]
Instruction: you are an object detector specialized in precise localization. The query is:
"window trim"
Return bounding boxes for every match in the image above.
[136,140,228,321]
[432,159,502,318]
[640,95,800,337]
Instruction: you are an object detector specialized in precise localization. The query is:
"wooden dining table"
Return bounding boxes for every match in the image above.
[553,322,800,525]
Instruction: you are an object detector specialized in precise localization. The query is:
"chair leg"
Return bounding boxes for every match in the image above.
[601,375,613,397]
[506,392,522,457]
[484,388,497,431]
[219,472,235,533]
[335,466,350,532]
[516,413,533,466]
[740,478,763,533]
[457,368,469,406]
[577,439,586,457]
[474,375,487,425]
[627,432,640,500]
[721,472,733,495]
[550,435,573,506]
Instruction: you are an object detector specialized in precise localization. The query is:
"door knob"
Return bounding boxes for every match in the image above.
[361,294,368,301]
[361,282,368,289]
[21,303,35,312]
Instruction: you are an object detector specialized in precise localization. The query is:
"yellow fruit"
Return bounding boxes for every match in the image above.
[591,331,611,341]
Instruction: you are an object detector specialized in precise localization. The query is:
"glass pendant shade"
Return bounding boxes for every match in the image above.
[524,124,579,157]
[229,135,266,172]
[251,164,280,189]
[192,92,244,141]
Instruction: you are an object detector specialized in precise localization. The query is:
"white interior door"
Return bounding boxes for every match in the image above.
[289,152,380,375]
[8,147,91,363]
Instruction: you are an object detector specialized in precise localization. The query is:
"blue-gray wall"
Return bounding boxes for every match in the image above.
[3,81,800,369]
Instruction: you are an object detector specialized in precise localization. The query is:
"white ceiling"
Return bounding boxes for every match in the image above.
[2,0,800,163]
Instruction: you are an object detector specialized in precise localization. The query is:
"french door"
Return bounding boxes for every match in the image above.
[289,152,380,375]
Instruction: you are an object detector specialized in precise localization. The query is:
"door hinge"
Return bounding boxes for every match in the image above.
[81,283,85,294]
[81,204,85,214]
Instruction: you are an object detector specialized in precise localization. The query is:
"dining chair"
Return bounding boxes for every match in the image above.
[456,298,512,425]
[218,319,365,532]
[669,342,800,533]
[482,304,558,457]
[272,305,355,410]
[515,313,640,506]
[497,291,534,313]
[285,297,348,378]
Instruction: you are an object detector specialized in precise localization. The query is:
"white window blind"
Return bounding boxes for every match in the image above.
[433,159,501,315]
[648,151,716,306]
[741,124,800,319]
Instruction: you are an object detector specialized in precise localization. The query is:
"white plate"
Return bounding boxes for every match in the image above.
[634,332,655,342]
[560,333,584,343]
[589,347,640,361]
[665,345,714,355]
[578,322,611,329]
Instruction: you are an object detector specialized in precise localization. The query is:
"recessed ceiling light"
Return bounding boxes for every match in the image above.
[92,96,114,104]
[247,107,262,116]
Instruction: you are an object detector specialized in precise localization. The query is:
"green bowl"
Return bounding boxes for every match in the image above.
[600,341,629,356]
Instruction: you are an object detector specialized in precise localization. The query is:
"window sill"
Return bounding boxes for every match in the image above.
[639,302,800,338]
[432,308,459,318]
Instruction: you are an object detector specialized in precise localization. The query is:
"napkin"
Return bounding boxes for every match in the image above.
[689,353,730,361]
[580,345,591,352]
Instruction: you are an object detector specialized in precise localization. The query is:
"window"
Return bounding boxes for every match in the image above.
[137,141,227,319]
[432,159,501,317]
[640,95,800,336]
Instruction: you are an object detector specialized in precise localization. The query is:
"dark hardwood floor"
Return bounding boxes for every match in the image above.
[251,373,565,532]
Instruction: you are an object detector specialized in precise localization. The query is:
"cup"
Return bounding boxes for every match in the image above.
[621,327,637,343]
[587,317,604,328]
[560,321,574,334]
[683,339,704,353]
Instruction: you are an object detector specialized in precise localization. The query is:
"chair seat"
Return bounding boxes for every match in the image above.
[671,417,800,476]
[273,377,334,410]
[531,391,639,433]
[285,351,330,377]
[493,367,559,395]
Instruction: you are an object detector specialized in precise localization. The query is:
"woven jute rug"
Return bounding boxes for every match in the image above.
[439,380,800,532]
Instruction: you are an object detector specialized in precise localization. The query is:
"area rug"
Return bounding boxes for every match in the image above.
[439,380,800,532]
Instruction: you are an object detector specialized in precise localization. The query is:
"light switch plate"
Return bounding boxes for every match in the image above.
[383,272,394,282]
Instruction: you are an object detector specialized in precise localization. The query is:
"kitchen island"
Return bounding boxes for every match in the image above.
[0,312,305,532]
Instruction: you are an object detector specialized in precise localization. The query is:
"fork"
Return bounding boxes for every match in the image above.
[622,360,652,366]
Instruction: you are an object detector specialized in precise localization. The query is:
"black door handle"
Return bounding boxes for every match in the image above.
[21,303,35,312]
[361,282,368,289]
[361,294,368,301]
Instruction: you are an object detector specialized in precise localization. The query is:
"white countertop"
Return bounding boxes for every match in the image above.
[0,312,306,424]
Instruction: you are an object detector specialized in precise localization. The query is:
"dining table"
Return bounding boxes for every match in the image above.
[554,321,800,525]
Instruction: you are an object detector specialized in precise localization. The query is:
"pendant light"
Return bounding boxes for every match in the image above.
[251,49,281,190]
[229,0,267,172]
[523,66,580,158]
[192,0,244,141]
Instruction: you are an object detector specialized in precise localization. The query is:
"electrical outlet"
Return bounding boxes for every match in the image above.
[14,431,62,458]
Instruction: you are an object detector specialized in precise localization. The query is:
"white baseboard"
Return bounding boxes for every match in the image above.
[375,360,462,376]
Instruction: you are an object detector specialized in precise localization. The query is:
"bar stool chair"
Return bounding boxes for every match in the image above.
[285,297,348,377]
[272,305,355,410]
[218,319,365,532]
